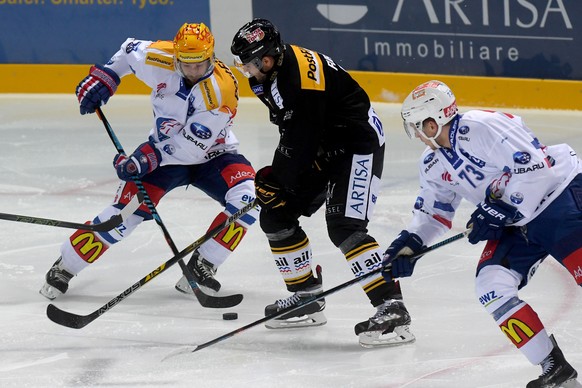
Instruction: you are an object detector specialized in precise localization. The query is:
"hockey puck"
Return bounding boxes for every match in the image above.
[222,312,238,320]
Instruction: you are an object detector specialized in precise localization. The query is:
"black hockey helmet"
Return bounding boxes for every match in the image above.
[231,18,284,68]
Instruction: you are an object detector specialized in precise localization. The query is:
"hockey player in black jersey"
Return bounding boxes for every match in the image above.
[231,18,414,347]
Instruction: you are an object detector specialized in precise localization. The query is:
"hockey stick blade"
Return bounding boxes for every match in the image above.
[0,191,143,232]
[46,201,255,329]
[162,230,469,359]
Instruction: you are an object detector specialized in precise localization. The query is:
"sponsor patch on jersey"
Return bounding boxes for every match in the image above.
[414,196,424,210]
[291,45,325,92]
[125,40,141,53]
[346,154,372,220]
[145,53,174,70]
[220,163,256,188]
[200,79,219,110]
[510,192,524,204]
[251,84,264,95]
[513,151,531,164]
[458,125,470,135]
[190,122,212,139]
[276,143,292,158]
[459,147,486,168]
[423,152,435,164]
[163,144,175,155]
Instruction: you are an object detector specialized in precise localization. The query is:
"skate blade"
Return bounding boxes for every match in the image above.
[39,283,61,301]
[358,325,416,348]
[562,378,582,388]
[175,278,218,295]
[265,311,327,329]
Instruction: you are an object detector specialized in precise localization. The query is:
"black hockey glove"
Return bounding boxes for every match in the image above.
[382,230,425,280]
[255,166,287,210]
[467,198,519,244]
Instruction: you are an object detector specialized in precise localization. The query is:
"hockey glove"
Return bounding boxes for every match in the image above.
[255,166,287,210]
[76,65,121,115]
[113,141,161,181]
[466,198,518,244]
[382,230,425,279]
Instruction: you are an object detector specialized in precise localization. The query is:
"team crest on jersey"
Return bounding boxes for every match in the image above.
[155,83,166,99]
[513,151,531,164]
[190,122,212,139]
[156,118,182,141]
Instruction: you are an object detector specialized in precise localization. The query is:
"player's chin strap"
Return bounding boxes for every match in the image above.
[417,125,443,149]
[94,107,243,308]
[162,229,471,360]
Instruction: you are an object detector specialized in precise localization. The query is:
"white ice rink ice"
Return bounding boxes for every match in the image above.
[0,95,581,388]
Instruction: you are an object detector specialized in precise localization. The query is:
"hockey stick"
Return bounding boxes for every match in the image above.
[95,107,243,308]
[162,230,470,359]
[0,191,143,231]
[46,199,256,329]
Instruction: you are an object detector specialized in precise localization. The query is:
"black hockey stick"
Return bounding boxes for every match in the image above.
[46,200,256,329]
[162,230,470,359]
[95,107,243,308]
[0,191,143,231]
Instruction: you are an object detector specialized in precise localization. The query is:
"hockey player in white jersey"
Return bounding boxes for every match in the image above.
[383,80,580,387]
[39,23,259,300]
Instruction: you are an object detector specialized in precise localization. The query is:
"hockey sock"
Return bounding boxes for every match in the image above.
[268,228,316,292]
[344,236,397,306]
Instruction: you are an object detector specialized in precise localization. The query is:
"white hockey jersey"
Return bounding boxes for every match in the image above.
[104,38,240,166]
[407,110,582,244]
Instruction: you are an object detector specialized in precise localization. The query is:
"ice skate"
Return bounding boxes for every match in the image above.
[265,271,326,329]
[175,250,221,293]
[354,299,416,348]
[527,335,579,388]
[39,257,74,300]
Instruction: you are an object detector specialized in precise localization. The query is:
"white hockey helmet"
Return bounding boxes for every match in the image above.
[401,80,458,148]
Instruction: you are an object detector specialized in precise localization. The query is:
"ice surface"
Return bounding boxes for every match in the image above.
[0,95,580,387]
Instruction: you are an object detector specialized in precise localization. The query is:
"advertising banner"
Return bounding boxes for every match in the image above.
[253,0,580,80]
[0,1,210,64]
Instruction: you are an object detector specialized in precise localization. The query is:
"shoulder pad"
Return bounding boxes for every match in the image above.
[199,59,238,116]
[144,40,174,70]
[290,45,326,92]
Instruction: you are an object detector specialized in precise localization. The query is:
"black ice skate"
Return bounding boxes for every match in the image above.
[39,257,74,300]
[265,268,326,329]
[527,334,579,388]
[175,251,221,293]
[354,299,416,348]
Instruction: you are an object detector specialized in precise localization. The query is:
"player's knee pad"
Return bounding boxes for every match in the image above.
[93,206,144,246]
[327,218,369,248]
[475,265,522,316]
